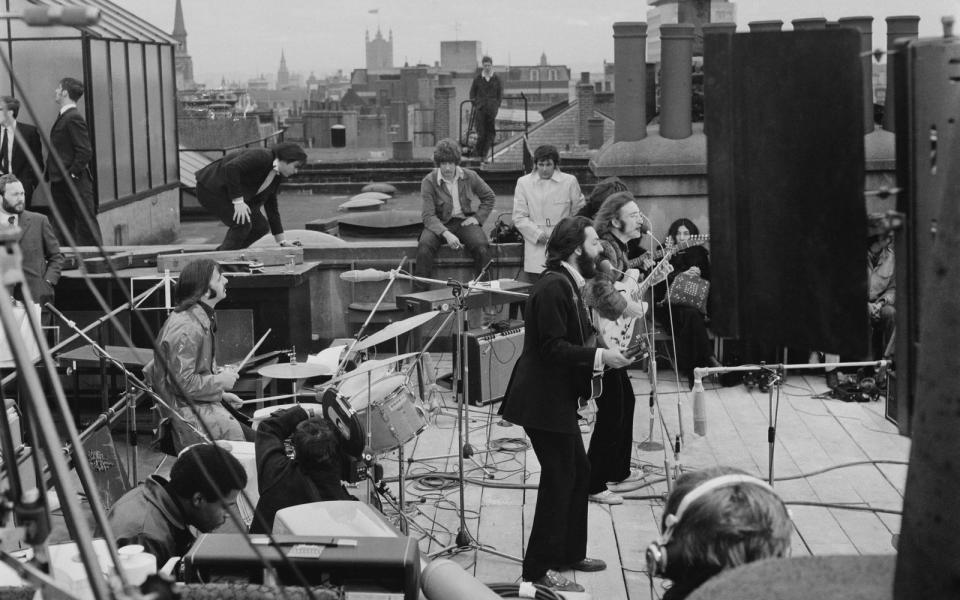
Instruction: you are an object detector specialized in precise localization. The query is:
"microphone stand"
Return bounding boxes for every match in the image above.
[692,358,890,486]
[400,267,522,564]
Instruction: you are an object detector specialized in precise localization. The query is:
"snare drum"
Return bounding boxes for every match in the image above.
[334,373,427,454]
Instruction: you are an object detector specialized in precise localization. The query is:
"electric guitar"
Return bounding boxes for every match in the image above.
[595,253,676,354]
[624,234,710,270]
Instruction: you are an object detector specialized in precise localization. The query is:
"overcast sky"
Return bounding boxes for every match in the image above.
[117,0,960,87]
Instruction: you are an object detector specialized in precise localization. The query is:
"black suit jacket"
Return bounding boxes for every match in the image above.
[8,122,42,201]
[45,107,92,183]
[15,210,63,304]
[501,267,599,434]
[194,148,283,234]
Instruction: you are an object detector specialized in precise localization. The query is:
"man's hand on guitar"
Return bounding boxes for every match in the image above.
[601,348,633,369]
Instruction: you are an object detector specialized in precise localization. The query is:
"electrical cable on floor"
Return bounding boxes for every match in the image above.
[783,500,902,515]
[486,582,563,600]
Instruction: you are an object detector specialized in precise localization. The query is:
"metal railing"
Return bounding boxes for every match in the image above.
[459,94,530,164]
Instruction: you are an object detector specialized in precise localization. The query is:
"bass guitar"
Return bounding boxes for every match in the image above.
[595,253,675,354]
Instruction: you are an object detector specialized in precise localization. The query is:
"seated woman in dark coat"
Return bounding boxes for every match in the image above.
[633,218,719,386]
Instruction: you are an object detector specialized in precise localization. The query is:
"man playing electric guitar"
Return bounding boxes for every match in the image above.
[582,192,671,504]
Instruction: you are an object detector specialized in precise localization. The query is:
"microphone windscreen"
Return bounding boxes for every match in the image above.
[339,268,388,282]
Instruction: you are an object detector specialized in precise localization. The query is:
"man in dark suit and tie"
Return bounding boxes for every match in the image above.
[500,216,631,593]
[0,174,63,312]
[0,96,42,209]
[195,142,307,250]
[46,76,101,247]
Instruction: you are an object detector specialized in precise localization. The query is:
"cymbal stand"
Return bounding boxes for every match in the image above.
[335,256,407,376]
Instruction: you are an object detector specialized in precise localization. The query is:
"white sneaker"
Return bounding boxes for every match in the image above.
[609,469,644,486]
[588,490,624,505]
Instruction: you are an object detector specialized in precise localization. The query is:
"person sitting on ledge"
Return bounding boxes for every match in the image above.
[646,466,793,600]
[250,405,356,534]
[108,443,247,570]
[413,138,495,291]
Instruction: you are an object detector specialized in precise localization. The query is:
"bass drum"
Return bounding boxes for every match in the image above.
[338,373,427,454]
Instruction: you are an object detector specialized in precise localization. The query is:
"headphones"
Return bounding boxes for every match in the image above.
[645,474,778,578]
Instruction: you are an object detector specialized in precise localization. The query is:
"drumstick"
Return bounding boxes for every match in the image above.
[239,392,301,405]
[235,328,272,372]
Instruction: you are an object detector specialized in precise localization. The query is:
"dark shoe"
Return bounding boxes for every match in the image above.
[568,557,607,572]
[527,570,585,592]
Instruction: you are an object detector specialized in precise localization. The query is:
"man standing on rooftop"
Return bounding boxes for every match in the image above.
[469,56,503,163]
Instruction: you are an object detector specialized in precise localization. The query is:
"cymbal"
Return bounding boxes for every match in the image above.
[327,351,421,387]
[352,310,443,351]
[258,362,333,380]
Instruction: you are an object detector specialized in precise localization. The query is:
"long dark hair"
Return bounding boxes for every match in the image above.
[545,216,593,271]
[175,258,219,312]
[667,218,699,243]
[593,191,637,237]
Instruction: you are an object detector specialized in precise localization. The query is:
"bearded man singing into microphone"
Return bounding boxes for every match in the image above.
[581,192,651,505]
[500,216,632,592]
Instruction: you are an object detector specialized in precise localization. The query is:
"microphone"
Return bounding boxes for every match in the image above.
[22,6,101,26]
[339,268,392,282]
[692,373,707,436]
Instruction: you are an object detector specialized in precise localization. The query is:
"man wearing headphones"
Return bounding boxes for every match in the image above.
[646,467,793,600]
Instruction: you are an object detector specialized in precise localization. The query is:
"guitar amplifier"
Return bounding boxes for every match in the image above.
[453,321,524,406]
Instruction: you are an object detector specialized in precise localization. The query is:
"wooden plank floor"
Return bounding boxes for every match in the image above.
[371,354,909,599]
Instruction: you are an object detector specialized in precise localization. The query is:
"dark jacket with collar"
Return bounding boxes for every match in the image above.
[45,106,92,183]
[420,167,495,236]
[8,121,43,200]
[195,148,283,235]
[13,210,63,304]
[108,475,194,568]
[500,267,599,433]
[250,406,355,534]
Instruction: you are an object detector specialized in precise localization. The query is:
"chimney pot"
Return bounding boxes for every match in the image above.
[659,23,695,140]
[613,22,648,142]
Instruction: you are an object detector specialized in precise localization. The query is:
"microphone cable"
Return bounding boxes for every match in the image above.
[486,582,564,599]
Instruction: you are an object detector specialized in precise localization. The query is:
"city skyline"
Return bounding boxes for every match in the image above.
[120,0,960,88]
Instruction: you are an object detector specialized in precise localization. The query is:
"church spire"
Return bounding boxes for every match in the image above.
[173,0,187,40]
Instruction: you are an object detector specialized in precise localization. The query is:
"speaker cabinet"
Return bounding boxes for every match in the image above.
[705,29,869,356]
[890,36,960,436]
[454,321,524,406]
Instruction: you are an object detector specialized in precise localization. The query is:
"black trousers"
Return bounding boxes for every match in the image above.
[196,186,271,250]
[587,368,636,494]
[50,173,101,246]
[522,426,589,581]
[658,304,713,376]
[474,107,497,159]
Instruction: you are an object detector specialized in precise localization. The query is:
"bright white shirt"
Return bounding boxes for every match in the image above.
[59,103,76,116]
[513,169,584,274]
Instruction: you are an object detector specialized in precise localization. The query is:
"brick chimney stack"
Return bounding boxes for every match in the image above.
[613,22,648,142]
[837,16,875,134]
[577,71,595,145]
[883,16,920,132]
[659,24,695,140]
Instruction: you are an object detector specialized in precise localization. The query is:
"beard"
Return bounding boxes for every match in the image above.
[1,199,22,214]
[576,249,599,279]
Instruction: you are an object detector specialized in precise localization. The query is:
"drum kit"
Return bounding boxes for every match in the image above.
[252,310,444,526]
